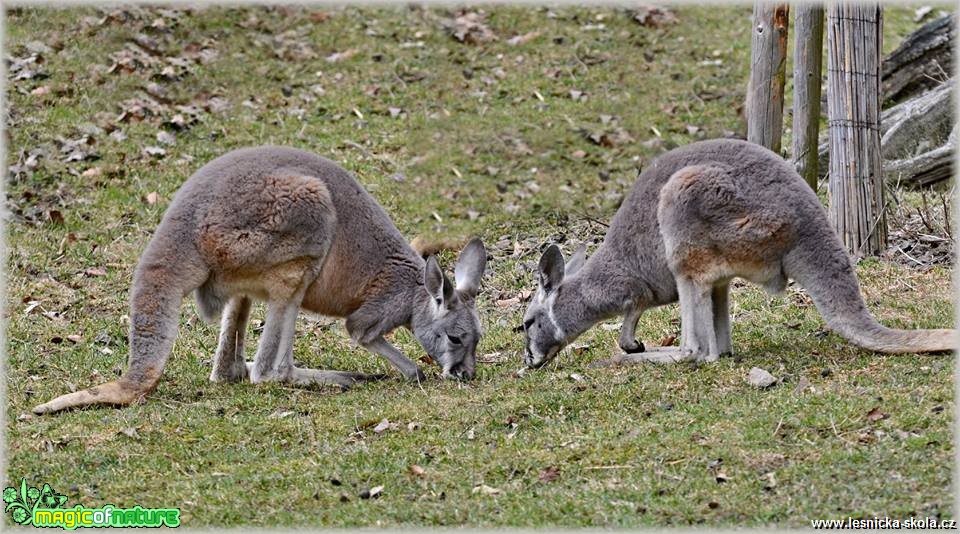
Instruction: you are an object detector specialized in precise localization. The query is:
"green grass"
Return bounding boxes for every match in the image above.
[5,4,955,528]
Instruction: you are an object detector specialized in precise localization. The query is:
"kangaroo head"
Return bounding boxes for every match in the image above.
[522,244,586,368]
[412,238,487,380]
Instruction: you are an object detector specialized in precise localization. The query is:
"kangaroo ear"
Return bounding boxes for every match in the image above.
[455,238,486,299]
[425,256,455,307]
[565,244,587,277]
[538,244,565,294]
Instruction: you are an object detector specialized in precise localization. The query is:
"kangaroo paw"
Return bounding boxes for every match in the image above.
[620,339,646,354]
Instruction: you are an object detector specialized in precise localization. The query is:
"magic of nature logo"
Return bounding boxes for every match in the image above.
[4,479,180,529]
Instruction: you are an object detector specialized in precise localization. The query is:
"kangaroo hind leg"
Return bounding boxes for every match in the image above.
[210,295,253,383]
[712,281,732,356]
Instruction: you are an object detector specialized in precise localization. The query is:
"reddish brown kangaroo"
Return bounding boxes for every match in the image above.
[34,146,487,415]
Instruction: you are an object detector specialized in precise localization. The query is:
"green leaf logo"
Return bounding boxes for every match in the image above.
[3,478,68,525]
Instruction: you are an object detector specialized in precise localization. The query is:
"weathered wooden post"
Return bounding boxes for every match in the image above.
[791,4,824,189]
[747,3,790,152]
[827,3,886,257]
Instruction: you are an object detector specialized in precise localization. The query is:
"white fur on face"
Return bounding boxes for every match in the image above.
[526,288,565,366]
[544,291,565,342]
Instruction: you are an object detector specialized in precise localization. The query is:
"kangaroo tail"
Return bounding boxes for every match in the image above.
[33,238,207,415]
[783,219,955,354]
[409,235,466,258]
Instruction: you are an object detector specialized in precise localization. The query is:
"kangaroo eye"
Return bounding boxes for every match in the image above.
[447,335,462,345]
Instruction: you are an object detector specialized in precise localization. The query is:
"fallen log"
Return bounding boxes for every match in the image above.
[881,13,954,103]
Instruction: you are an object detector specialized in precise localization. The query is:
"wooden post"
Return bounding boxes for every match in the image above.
[827,3,886,257]
[791,4,824,189]
[747,3,790,152]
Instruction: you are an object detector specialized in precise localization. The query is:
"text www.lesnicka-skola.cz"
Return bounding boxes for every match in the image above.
[810,517,956,529]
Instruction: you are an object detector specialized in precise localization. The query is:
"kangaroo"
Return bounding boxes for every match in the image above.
[522,138,955,368]
[33,146,487,415]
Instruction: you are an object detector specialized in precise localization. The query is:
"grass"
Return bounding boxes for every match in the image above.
[4,4,955,528]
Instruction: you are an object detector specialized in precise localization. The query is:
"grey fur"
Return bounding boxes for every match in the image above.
[523,138,955,368]
[33,146,486,414]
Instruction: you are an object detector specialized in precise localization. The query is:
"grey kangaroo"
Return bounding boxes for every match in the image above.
[33,146,487,415]
[522,138,954,368]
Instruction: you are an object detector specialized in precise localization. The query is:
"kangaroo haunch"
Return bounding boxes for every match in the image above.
[522,138,955,367]
[34,146,487,415]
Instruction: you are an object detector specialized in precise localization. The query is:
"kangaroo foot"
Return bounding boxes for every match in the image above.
[32,379,153,415]
[210,360,249,383]
[288,367,388,388]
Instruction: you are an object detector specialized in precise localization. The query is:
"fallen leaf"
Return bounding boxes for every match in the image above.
[472,484,502,496]
[632,5,679,28]
[47,209,65,225]
[658,335,677,347]
[143,146,166,158]
[325,48,358,63]
[409,464,426,477]
[373,419,394,434]
[83,267,107,277]
[865,406,888,422]
[538,466,560,483]
[448,11,498,45]
[145,191,160,204]
[506,31,540,46]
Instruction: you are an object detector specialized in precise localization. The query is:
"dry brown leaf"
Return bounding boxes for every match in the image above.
[538,466,560,483]
[506,31,541,46]
[866,406,888,422]
[656,335,675,346]
[84,267,107,277]
[472,484,502,496]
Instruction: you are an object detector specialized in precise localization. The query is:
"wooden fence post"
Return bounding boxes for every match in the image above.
[827,2,887,257]
[747,3,790,152]
[791,4,824,189]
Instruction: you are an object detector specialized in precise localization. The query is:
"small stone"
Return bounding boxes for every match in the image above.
[747,367,778,388]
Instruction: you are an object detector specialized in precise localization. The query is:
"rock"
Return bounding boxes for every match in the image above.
[747,367,778,388]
